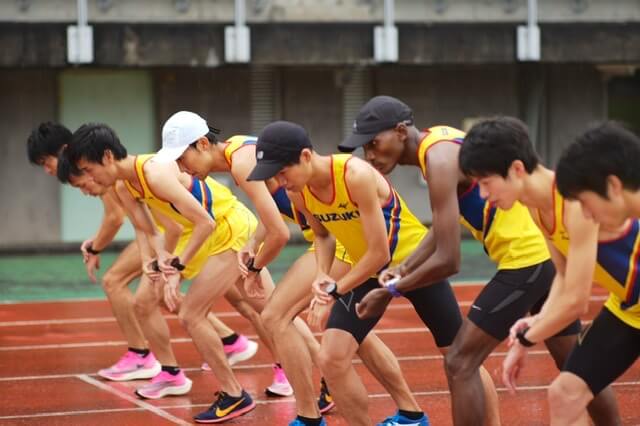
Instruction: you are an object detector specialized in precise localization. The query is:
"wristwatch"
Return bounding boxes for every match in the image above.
[384,277,404,298]
[246,257,263,273]
[170,257,186,271]
[515,326,536,347]
[324,282,343,300]
[86,244,101,255]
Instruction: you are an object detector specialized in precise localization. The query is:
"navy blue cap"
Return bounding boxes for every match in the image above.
[247,121,312,181]
[339,95,413,152]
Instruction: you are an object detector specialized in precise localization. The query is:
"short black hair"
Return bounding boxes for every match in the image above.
[459,116,539,178]
[56,148,83,184]
[189,129,220,148]
[27,122,72,165]
[557,121,640,199]
[66,123,127,167]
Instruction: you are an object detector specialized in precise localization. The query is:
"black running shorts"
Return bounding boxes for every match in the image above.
[563,306,640,396]
[467,260,581,341]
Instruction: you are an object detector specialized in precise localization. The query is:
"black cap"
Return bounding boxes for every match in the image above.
[339,95,414,152]
[247,121,312,181]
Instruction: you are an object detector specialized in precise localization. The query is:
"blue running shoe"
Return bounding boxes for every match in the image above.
[194,390,256,423]
[289,417,327,426]
[377,411,429,426]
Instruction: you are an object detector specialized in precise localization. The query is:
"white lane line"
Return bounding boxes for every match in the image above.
[0,295,608,328]
[1,379,639,421]
[75,374,190,425]
[0,349,576,382]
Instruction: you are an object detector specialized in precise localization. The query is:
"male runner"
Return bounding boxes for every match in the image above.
[341,96,613,425]
[459,117,624,425]
[29,123,258,386]
[247,120,464,426]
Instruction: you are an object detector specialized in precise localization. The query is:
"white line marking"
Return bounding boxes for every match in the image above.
[75,374,190,425]
[0,295,608,328]
[1,380,638,421]
[0,349,586,381]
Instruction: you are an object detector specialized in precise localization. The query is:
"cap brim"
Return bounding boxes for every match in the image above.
[338,132,378,152]
[154,145,189,163]
[247,160,287,181]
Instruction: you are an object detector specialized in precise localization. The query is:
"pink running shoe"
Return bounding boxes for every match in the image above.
[97,351,161,382]
[265,364,293,397]
[135,370,192,399]
[201,335,259,371]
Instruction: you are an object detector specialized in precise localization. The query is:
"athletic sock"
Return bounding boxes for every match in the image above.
[161,365,181,376]
[221,333,239,346]
[398,409,424,420]
[296,415,323,426]
[128,347,150,357]
[275,362,283,369]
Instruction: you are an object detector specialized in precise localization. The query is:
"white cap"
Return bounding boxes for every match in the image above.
[156,111,209,162]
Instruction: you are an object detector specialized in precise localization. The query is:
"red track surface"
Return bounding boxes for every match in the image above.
[1,284,638,425]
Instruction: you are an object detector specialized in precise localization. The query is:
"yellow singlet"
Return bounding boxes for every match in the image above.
[301,154,426,267]
[124,154,256,279]
[417,125,549,270]
[539,183,640,329]
[223,136,351,263]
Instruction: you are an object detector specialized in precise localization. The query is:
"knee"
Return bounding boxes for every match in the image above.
[260,307,286,335]
[548,375,587,414]
[133,296,153,320]
[444,347,478,381]
[101,271,121,295]
[317,347,350,378]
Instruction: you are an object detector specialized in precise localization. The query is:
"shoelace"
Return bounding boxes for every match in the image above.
[210,391,229,409]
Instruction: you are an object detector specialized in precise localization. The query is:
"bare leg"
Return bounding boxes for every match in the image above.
[207,312,234,338]
[545,334,620,425]
[443,320,501,426]
[134,276,178,366]
[548,373,592,426]
[102,242,146,348]
[318,329,370,426]
[178,250,243,396]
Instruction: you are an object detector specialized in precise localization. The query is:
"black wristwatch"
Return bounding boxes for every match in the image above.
[324,282,343,300]
[86,244,101,255]
[516,326,536,347]
[246,257,262,273]
[170,257,186,271]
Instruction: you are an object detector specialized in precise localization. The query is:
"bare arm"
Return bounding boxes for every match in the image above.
[524,201,597,344]
[144,161,215,265]
[91,188,126,251]
[335,161,390,294]
[290,191,335,276]
[232,148,290,268]
[395,143,462,293]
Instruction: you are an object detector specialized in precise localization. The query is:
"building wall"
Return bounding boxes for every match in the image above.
[0,70,60,246]
[59,69,155,242]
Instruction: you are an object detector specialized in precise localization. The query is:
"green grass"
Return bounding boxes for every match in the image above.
[0,241,494,302]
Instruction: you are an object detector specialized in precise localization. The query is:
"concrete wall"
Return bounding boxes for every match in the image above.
[0,70,60,246]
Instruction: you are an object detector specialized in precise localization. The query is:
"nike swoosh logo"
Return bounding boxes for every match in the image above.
[471,305,482,311]
[215,397,245,418]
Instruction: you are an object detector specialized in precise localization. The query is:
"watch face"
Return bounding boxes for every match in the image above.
[325,282,337,294]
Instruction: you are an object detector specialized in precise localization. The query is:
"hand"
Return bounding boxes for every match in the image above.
[80,239,94,263]
[508,315,539,346]
[308,297,334,330]
[237,245,256,278]
[163,274,182,312]
[243,271,265,299]
[142,258,165,282]
[502,341,529,395]
[311,274,335,305]
[157,250,179,275]
[84,254,101,284]
[378,264,405,286]
[356,288,392,319]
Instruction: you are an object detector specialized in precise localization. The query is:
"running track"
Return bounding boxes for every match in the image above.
[1,284,638,425]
